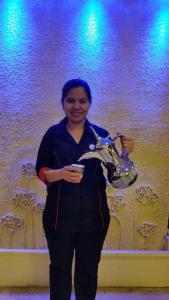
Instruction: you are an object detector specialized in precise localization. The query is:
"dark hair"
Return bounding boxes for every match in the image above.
[61,79,92,104]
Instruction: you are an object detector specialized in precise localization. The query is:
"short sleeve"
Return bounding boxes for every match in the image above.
[35,127,54,183]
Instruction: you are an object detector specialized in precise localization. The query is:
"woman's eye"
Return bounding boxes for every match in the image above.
[65,98,88,104]
[66,98,74,103]
[80,99,88,104]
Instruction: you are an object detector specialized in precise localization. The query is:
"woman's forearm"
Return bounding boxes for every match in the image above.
[44,169,63,183]
[44,165,82,184]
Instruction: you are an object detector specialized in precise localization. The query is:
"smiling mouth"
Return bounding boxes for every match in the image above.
[70,112,82,116]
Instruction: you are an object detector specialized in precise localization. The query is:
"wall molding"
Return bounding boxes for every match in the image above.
[0,249,169,287]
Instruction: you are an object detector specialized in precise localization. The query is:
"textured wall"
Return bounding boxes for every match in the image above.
[0,0,169,250]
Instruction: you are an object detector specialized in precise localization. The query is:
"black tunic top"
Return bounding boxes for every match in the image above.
[35,117,110,232]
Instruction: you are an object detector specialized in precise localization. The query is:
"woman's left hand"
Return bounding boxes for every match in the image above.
[120,136,135,154]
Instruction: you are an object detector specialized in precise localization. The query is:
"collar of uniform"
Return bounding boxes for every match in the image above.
[54,117,95,136]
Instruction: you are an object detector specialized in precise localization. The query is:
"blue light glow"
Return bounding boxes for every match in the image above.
[0,0,34,111]
[75,0,110,69]
[135,7,169,120]
[83,1,102,46]
[2,0,27,51]
[148,8,169,61]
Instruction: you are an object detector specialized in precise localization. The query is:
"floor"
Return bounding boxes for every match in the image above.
[0,287,169,300]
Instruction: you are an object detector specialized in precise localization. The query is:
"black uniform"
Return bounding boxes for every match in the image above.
[35,117,110,300]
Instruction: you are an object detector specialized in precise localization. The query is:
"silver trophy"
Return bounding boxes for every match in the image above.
[78,126,138,189]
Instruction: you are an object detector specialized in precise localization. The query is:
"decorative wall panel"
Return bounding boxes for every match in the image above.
[0,0,169,250]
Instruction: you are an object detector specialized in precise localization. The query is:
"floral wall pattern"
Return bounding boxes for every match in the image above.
[0,161,167,250]
[0,0,169,250]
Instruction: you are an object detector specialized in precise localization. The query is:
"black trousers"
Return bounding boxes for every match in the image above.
[44,226,109,300]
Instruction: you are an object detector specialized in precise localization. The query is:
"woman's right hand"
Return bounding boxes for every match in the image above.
[60,166,81,183]
[44,166,82,183]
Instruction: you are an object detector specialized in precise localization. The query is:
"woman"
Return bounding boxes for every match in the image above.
[35,79,134,300]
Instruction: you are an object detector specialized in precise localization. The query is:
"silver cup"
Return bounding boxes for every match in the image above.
[71,164,85,180]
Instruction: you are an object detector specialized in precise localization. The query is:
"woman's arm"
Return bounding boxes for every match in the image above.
[44,166,82,184]
[35,127,54,179]
[36,128,82,185]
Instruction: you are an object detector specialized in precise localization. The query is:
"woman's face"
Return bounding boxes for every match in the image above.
[62,86,90,124]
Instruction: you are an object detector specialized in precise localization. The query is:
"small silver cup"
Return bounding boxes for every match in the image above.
[71,164,85,180]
